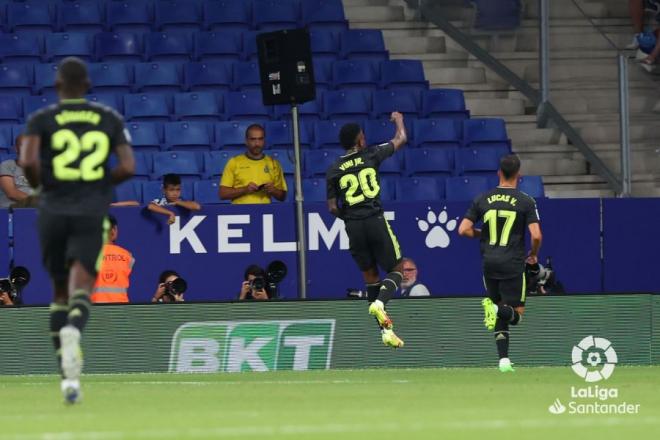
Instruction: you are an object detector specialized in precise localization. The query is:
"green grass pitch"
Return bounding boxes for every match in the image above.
[1,367,659,440]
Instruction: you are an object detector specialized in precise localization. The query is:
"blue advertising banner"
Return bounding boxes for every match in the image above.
[603,198,660,292]
[12,198,604,305]
[0,208,8,277]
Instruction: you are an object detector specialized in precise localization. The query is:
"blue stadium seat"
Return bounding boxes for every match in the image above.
[0,33,42,65]
[305,149,342,177]
[203,150,233,178]
[340,29,388,60]
[225,90,272,122]
[88,63,132,94]
[0,97,21,123]
[145,32,193,62]
[396,177,444,201]
[269,149,295,175]
[95,33,142,63]
[33,64,59,94]
[106,0,152,34]
[463,118,511,151]
[405,149,453,177]
[445,176,490,201]
[518,175,545,198]
[333,60,380,90]
[152,151,203,181]
[302,178,327,202]
[363,119,411,149]
[266,120,312,149]
[0,65,32,96]
[185,61,232,92]
[23,95,56,117]
[11,124,26,142]
[473,0,522,31]
[0,126,13,153]
[413,119,462,150]
[203,0,251,32]
[58,1,104,33]
[164,121,213,151]
[283,175,295,201]
[87,93,123,113]
[215,121,253,149]
[241,31,263,61]
[124,93,171,121]
[377,152,404,176]
[114,180,141,203]
[174,92,221,121]
[7,2,53,33]
[232,61,261,91]
[194,180,228,204]
[422,89,470,120]
[379,176,397,201]
[324,90,371,120]
[155,0,202,32]
[143,180,193,202]
[312,59,333,91]
[274,94,322,125]
[126,121,163,152]
[109,151,152,181]
[45,33,93,62]
[313,120,345,150]
[253,0,299,31]
[380,60,428,91]
[310,30,340,61]
[302,0,348,31]
[456,147,502,176]
[372,89,420,119]
[134,62,183,93]
[195,32,242,62]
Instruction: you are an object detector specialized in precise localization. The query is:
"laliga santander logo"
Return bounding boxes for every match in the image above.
[571,336,618,382]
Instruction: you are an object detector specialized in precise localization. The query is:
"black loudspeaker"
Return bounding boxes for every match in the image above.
[257,28,316,106]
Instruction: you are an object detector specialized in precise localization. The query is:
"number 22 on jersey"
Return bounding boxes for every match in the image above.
[51,129,110,181]
[483,209,517,246]
[339,167,380,205]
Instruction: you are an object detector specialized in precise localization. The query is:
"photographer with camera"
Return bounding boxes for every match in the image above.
[0,266,30,306]
[238,261,287,300]
[152,270,187,303]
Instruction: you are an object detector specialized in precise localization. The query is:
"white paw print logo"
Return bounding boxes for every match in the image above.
[417,208,459,249]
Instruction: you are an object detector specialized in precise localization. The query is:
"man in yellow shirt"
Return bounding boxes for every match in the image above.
[219,124,287,204]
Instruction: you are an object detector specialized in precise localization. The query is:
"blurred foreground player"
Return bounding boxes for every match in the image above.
[20,57,135,403]
[458,154,542,372]
[326,112,408,348]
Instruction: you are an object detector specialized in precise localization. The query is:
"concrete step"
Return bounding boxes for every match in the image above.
[523,62,649,82]
[344,5,405,22]
[509,127,562,146]
[384,35,446,54]
[546,188,615,198]
[576,122,659,143]
[525,0,607,19]
[465,97,526,116]
[425,66,487,85]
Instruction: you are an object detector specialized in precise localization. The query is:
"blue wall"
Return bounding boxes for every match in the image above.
[6,196,646,305]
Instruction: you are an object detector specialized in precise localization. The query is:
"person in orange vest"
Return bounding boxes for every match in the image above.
[91,215,134,303]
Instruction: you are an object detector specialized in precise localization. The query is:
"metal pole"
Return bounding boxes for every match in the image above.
[291,104,308,298]
[618,54,632,197]
[537,0,550,127]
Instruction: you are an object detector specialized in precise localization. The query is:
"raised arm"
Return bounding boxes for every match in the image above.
[389,112,408,151]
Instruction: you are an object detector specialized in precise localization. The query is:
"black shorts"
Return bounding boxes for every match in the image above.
[484,273,526,307]
[38,211,110,281]
[344,214,402,273]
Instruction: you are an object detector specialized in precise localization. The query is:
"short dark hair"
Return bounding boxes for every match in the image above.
[245,124,265,139]
[57,57,90,92]
[158,270,179,284]
[163,173,181,187]
[244,264,265,281]
[108,214,118,228]
[499,154,521,180]
[339,123,361,150]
